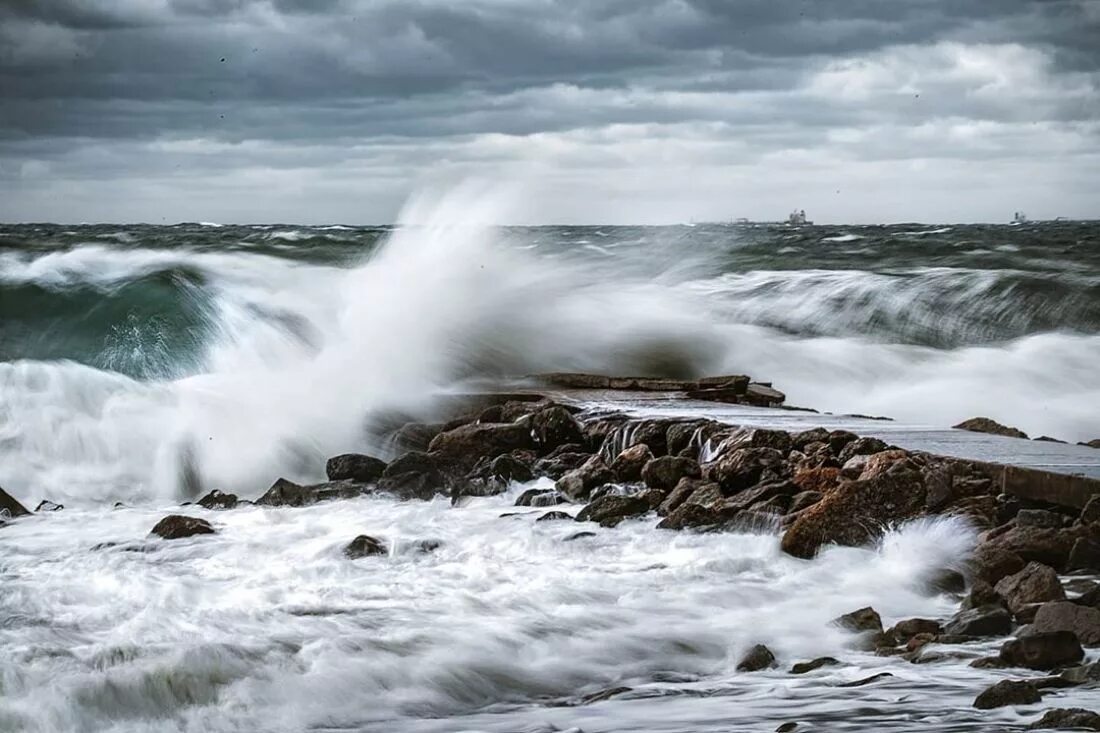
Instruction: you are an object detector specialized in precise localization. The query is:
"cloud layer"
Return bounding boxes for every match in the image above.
[2,0,1098,223]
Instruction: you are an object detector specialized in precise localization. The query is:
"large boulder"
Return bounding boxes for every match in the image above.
[1000,631,1084,670]
[656,502,721,530]
[428,422,533,470]
[197,489,238,510]
[515,488,565,507]
[525,406,585,453]
[344,535,387,558]
[469,453,534,484]
[979,525,1081,570]
[973,680,1042,709]
[656,478,706,516]
[837,437,890,465]
[971,544,1027,585]
[954,417,1029,439]
[256,478,365,507]
[600,418,674,458]
[994,562,1066,615]
[532,451,592,480]
[151,515,215,540]
[666,420,723,457]
[781,464,926,559]
[641,456,700,492]
[373,452,443,500]
[791,467,840,494]
[705,447,788,494]
[575,494,650,528]
[1026,602,1100,646]
[326,453,387,483]
[945,606,1013,637]
[713,427,792,456]
[1027,709,1100,730]
[1068,538,1100,572]
[0,485,29,518]
[736,644,777,672]
[721,479,797,514]
[610,444,654,482]
[556,456,614,502]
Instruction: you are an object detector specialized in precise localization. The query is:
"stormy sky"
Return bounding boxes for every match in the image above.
[1,1,1098,224]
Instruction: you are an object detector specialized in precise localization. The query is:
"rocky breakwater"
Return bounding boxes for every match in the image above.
[3,377,1099,728]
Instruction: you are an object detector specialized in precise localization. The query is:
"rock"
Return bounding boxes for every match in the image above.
[973,679,1042,709]
[35,500,64,512]
[576,494,650,527]
[714,427,792,456]
[1017,509,1067,529]
[515,489,565,507]
[684,483,724,509]
[972,544,1028,585]
[610,444,654,482]
[533,451,591,480]
[837,437,890,464]
[721,479,797,513]
[781,466,926,559]
[827,430,859,454]
[665,420,722,457]
[344,535,386,558]
[326,453,387,483]
[892,618,943,640]
[1027,709,1100,730]
[1073,584,1100,608]
[789,656,840,674]
[833,607,883,634]
[743,383,785,406]
[705,447,788,494]
[945,606,1013,637]
[579,685,631,705]
[1026,602,1100,645]
[563,531,597,542]
[150,515,215,540]
[556,456,614,502]
[1068,538,1100,572]
[788,490,823,514]
[736,644,777,672]
[390,421,444,453]
[428,422,533,470]
[474,453,534,484]
[657,478,703,516]
[657,502,721,530]
[857,449,911,480]
[1059,661,1100,685]
[641,456,701,492]
[600,418,673,457]
[526,406,585,453]
[837,672,893,687]
[1000,631,1085,670]
[995,562,1067,615]
[791,428,830,451]
[0,485,30,518]
[984,526,1080,571]
[636,488,667,510]
[791,467,840,494]
[196,489,238,510]
[962,579,1007,611]
[955,417,1029,439]
[537,510,573,522]
[257,477,365,507]
[1082,496,1100,525]
[378,451,445,500]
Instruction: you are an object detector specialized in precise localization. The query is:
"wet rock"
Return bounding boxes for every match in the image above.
[150,515,215,540]
[705,447,788,494]
[714,427,792,456]
[197,489,238,510]
[994,562,1067,615]
[575,494,650,528]
[962,579,1007,611]
[579,686,631,705]
[789,656,840,674]
[656,478,703,516]
[657,502,721,530]
[326,453,387,483]
[1000,631,1084,670]
[781,466,926,559]
[1017,509,1066,529]
[791,467,840,494]
[1082,496,1100,525]
[476,453,534,484]
[526,406,585,453]
[973,679,1042,709]
[515,488,565,507]
[344,535,386,558]
[537,510,573,522]
[1027,708,1100,730]
[837,437,890,464]
[556,456,614,502]
[428,422,533,470]
[610,444,654,482]
[928,568,967,595]
[857,449,911,480]
[736,644,777,672]
[791,428,830,451]
[837,672,893,687]
[945,606,1013,637]
[533,451,592,480]
[955,417,1029,439]
[722,479,797,513]
[787,490,823,514]
[1026,602,1100,646]
[636,488,667,511]
[1059,661,1100,684]
[892,618,943,641]
[984,526,1079,571]
[666,420,723,457]
[0,485,30,518]
[563,531,597,542]
[683,483,724,509]
[743,383,785,407]
[378,452,445,500]
[972,544,1027,585]
[1073,584,1100,608]
[641,456,701,492]
[35,500,64,512]
[601,418,673,458]
[391,422,444,453]
[257,478,365,507]
[833,607,883,634]
[1068,538,1100,572]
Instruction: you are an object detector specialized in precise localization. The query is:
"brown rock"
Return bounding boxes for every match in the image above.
[832,607,883,634]
[945,606,1013,637]
[575,494,650,527]
[344,534,386,558]
[994,562,1067,615]
[197,489,238,510]
[1027,708,1100,731]
[684,483,724,509]
[0,485,30,518]
[1081,496,1100,525]
[736,644,777,672]
[1027,602,1100,646]
[791,428,830,451]
[858,450,910,480]
[780,467,926,559]
[641,456,701,492]
[657,502,721,530]
[326,453,387,483]
[150,515,215,540]
[837,437,890,464]
[955,417,1029,439]
[377,452,446,500]
[532,451,591,480]
[556,456,614,502]
[1000,631,1084,670]
[972,544,1027,585]
[973,679,1042,709]
[1068,538,1100,572]
[428,422,534,470]
[789,656,840,674]
[705,447,788,494]
[257,477,366,506]
[610,444,654,482]
[984,526,1081,570]
[657,478,704,516]
[892,618,943,640]
[525,406,586,453]
[713,427,792,456]
[788,490,823,514]
[515,488,564,507]
[791,467,840,494]
[742,383,785,406]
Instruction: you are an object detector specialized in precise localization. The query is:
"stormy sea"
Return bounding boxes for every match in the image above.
[2,193,1099,733]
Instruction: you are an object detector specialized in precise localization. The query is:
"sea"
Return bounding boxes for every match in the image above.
[1,193,1098,732]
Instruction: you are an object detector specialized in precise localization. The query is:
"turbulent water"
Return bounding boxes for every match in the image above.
[2,191,1099,731]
